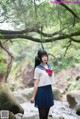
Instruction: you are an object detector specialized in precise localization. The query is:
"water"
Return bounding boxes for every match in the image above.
[15,100,80,119]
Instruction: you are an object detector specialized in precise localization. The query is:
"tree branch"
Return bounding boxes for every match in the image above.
[0,42,14,57]
[0,41,14,82]
[61,4,79,19]
[0,27,66,37]
[0,31,80,43]
[64,40,72,56]
[70,37,80,43]
[0,27,37,34]
[5,56,13,82]
[36,29,62,37]
[56,0,79,19]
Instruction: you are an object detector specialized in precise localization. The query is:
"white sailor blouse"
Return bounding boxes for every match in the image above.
[34,64,55,87]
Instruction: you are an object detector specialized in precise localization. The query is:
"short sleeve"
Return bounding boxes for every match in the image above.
[34,68,40,80]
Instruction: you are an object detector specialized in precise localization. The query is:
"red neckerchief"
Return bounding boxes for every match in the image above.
[45,69,53,76]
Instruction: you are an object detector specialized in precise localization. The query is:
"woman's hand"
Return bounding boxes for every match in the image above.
[30,97,35,103]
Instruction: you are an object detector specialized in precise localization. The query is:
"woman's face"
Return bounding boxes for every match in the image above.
[41,55,48,64]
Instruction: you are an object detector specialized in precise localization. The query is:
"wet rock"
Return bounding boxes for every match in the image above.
[0,83,24,114]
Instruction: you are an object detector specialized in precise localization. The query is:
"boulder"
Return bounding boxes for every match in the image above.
[15,87,62,101]
[14,86,62,101]
[52,87,62,100]
[21,88,33,100]
[67,90,80,115]
[67,90,80,108]
[0,83,24,114]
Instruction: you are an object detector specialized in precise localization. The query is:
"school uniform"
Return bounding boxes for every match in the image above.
[34,64,54,109]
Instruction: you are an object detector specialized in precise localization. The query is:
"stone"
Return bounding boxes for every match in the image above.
[0,83,24,114]
[52,87,62,100]
[67,90,80,109]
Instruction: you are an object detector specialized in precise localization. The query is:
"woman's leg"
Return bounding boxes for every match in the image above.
[38,108,50,119]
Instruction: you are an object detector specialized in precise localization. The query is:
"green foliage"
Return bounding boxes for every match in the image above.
[9,38,80,76]
[52,56,77,73]
[43,39,80,73]
[9,40,41,79]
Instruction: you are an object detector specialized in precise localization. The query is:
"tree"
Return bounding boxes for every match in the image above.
[0,0,80,81]
[0,0,80,43]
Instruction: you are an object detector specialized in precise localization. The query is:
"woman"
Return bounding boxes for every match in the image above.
[30,49,54,119]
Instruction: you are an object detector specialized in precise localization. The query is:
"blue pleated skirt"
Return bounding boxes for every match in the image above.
[35,85,54,108]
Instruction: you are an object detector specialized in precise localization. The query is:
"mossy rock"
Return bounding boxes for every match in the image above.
[0,83,24,114]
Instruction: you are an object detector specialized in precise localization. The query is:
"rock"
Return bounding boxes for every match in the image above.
[55,66,80,93]
[22,63,34,86]
[22,88,33,100]
[14,87,62,102]
[67,94,77,108]
[52,87,62,100]
[0,83,24,114]
[13,87,34,101]
[66,90,80,109]
[14,92,29,103]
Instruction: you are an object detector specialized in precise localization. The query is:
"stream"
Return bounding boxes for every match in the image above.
[15,100,80,119]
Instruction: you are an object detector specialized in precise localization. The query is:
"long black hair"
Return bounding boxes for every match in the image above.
[34,49,48,68]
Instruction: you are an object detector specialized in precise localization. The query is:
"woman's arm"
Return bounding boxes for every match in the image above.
[30,79,39,103]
